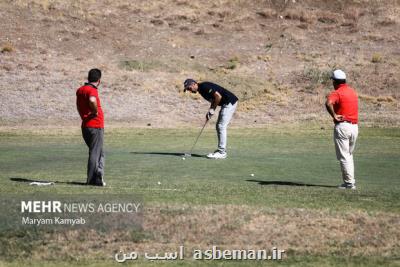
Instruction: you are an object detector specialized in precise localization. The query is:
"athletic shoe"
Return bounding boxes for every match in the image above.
[99,176,106,187]
[206,150,227,159]
[87,182,106,187]
[338,183,356,190]
[87,176,106,186]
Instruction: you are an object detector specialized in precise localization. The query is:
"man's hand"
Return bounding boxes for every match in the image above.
[333,114,344,123]
[88,111,98,118]
[206,109,215,121]
[325,99,344,123]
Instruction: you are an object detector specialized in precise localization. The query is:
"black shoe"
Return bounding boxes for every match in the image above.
[338,183,356,190]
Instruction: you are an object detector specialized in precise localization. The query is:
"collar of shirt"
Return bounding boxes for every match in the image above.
[337,83,348,90]
[84,82,98,89]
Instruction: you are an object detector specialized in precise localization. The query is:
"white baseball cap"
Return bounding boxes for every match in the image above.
[331,69,346,80]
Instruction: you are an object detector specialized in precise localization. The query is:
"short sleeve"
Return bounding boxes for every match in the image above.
[207,87,216,95]
[88,88,98,98]
[327,91,339,104]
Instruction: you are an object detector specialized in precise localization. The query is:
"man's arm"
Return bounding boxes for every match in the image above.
[88,96,98,117]
[325,98,343,123]
[210,91,222,110]
[76,99,80,116]
[206,91,222,120]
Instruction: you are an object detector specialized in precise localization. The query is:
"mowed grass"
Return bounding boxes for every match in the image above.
[0,126,399,211]
[0,126,399,267]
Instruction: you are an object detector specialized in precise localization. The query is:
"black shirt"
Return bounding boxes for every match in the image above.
[198,82,238,106]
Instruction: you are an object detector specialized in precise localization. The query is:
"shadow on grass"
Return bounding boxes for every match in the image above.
[130,152,206,158]
[246,179,337,188]
[10,177,87,186]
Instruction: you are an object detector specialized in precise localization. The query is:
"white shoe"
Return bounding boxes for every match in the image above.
[207,150,227,159]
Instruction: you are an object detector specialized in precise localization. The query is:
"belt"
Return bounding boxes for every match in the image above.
[336,121,357,125]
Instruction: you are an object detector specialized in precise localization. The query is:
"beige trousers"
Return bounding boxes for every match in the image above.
[216,102,237,152]
[334,122,358,184]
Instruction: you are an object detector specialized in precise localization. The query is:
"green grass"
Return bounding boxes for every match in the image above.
[0,126,399,266]
[0,127,398,212]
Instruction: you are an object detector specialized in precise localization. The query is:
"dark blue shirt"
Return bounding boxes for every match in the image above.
[198,82,238,106]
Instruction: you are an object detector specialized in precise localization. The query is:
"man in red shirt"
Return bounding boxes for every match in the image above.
[325,69,358,190]
[76,69,105,186]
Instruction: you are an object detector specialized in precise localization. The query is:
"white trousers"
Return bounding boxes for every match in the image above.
[216,102,237,152]
[334,122,358,184]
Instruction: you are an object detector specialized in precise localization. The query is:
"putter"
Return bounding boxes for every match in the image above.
[185,120,208,157]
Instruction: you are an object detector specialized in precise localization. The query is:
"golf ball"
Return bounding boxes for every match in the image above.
[251,173,254,177]
[157,181,161,185]
[182,157,186,160]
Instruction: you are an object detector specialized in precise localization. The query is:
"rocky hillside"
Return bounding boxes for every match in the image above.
[0,0,399,127]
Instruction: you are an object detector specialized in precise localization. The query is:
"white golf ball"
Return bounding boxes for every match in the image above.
[182,157,186,160]
[157,181,161,185]
[251,173,254,177]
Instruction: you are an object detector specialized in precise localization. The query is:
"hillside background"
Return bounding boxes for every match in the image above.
[0,0,399,128]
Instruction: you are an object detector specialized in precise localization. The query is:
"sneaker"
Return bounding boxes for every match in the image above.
[87,176,106,187]
[338,183,356,190]
[87,182,106,187]
[99,176,106,187]
[206,150,227,159]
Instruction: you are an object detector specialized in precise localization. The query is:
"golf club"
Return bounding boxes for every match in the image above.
[185,120,208,157]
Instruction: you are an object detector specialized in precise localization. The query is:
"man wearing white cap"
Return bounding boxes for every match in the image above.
[325,69,359,189]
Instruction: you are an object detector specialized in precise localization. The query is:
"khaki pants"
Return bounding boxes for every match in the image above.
[334,122,358,184]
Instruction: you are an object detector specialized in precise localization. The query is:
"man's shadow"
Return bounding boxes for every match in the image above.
[246,179,336,188]
[130,152,206,158]
[10,177,86,186]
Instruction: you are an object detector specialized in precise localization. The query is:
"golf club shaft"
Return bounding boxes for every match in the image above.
[189,120,208,155]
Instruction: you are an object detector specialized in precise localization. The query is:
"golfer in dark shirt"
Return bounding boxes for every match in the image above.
[184,79,238,159]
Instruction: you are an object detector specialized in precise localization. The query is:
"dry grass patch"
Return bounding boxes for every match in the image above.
[223,56,240,70]
[1,43,14,53]
[9,205,399,261]
[284,9,314,23]
[371,53,383,63]
[256,8,277,19]
[359,94,397,104]
[238,87,286,112]
[316,11,340,24]
[376,18,396,27]
[143,205,400,256]
[344,6,363,22]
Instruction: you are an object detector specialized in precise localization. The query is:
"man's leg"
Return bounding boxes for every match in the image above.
[82,128,104,185]
[334,123,355,185]
[96,129,105,184]
[349,124,358,155]
[82,128,92,184]
[348,124,358,184]
[216,102,237,152]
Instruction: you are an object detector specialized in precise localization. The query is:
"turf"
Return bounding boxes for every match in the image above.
[0,126,399,266]
[0,127,399,211]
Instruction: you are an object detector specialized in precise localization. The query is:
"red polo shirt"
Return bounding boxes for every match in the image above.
[327,83,358,124]
[76,83,104,128]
